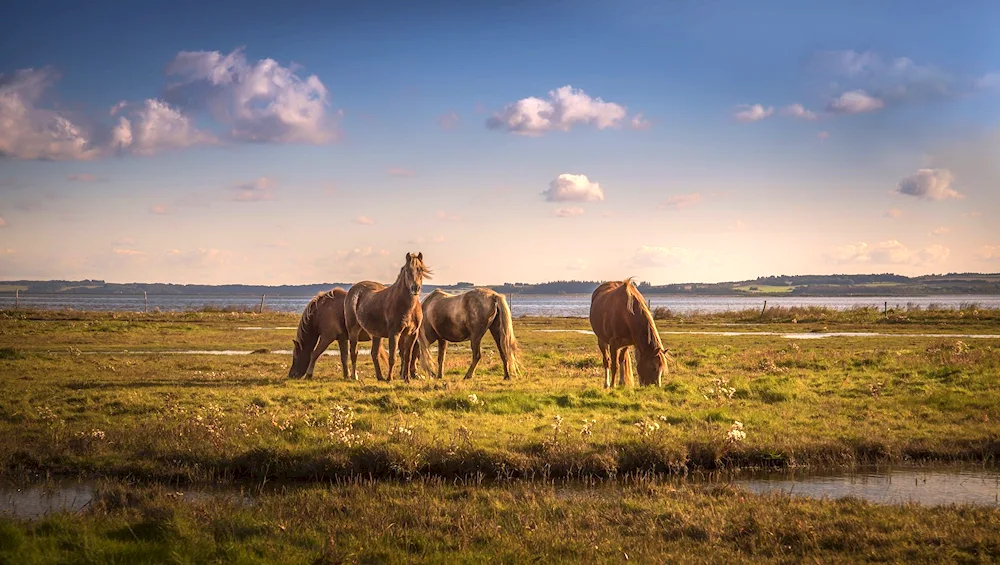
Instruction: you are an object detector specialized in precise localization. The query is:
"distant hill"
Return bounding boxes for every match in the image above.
[2,273,999,297]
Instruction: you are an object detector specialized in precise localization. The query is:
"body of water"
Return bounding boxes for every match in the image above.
[2,293,998,317]
[4,466,997,520]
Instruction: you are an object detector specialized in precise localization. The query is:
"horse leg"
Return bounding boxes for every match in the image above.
[371,337,384,381]
[401,331,417,382]
[306,333,336,379]
[463,331,485,380]
[337,338,350,380]
[489,324,511,381]
[599,340,612,389]
[617,348,629,387]
[437,340,447,379]
[348,332,360,380]
[387,334,398,383]
[610,346,621,388]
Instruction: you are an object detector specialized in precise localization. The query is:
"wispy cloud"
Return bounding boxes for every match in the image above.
[829,239,950,265]
[732,103,773,123]
[817,131,830,139]
[659,193,703,210]
[976,245,1000,261]
[883,208,904,218]
[0,216,7,227]
[929,227,950,236]
[388,167,415,177]
[631,245,696,268]
[66,173,101,182]
[630,113,652,130]
[232,177,276,202]
[488,85,635,136]
[436,111,461,130]
[554,206,585,217]
[542,174,604,202]
[149,204,172,215]
[894,168,963,201]
[779,104,818,120]
[436,210,461,221]
[354,215,375,225]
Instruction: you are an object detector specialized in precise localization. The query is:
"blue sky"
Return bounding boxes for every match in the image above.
[1,0,998,285]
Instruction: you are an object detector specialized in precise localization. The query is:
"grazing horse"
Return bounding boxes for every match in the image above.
[344,252,430,382]
[417,288,520,380]
[286,288,386,379]
[589,279,668,388]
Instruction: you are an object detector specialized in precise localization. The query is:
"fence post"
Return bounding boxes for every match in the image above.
[759,300,767,319]
[144,291,148,313]
[259,294,266,314]
[884,301,888,319]
[14,289,19,309]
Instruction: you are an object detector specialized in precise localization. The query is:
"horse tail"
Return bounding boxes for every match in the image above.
[296,294,322,353]
[417,322,436,376]
[620,348,635,387]
[492,292,521,378]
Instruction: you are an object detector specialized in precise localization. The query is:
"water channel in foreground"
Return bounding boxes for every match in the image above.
[3,466,997,520]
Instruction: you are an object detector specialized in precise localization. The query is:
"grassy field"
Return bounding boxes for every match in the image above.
[1,306,999,562]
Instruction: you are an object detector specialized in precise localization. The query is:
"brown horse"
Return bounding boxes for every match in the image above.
[589,279,668,388]
[417,288,520,380]
[344,252,430,382]
[286,288,387,379]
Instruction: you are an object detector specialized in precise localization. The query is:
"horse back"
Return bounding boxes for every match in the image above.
[589,281,634,346]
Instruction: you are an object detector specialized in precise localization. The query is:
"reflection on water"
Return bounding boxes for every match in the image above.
[3,466,997,520]
[735,467,1000,507]
[3,293,1000,317]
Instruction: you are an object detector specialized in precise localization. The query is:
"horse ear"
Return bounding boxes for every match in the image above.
[417,252,423,261]
[406,252,412,261]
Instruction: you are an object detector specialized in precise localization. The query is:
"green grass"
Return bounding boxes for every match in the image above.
[2,478,999,564]
[1,308,998,562]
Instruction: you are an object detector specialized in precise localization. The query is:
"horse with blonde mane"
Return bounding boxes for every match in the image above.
[344,252,430,382]
[286,288,387,380]
[589,279,668,388]
[417,288,520,380]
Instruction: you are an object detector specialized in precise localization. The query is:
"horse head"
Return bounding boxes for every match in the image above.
[287,338,310,378]
[636,346,668,387]
[402,252,431,296]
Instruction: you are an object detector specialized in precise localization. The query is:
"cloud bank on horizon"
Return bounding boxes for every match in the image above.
[0,1,998,285]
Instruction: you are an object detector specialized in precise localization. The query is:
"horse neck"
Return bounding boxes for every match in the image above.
[386,269,416,310]
[628,305,661,354]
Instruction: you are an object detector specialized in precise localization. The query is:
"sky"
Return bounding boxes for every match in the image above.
[1,0,999,286]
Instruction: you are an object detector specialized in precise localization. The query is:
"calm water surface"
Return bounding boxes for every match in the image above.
[3,293,998,317]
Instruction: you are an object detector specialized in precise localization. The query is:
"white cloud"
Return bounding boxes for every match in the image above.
[165,247,233,269]
[977,245,1000,261]
[780,104,818,120]
[554,206,585,217]
[232,177,276,202]
[829,239,950,265]
[659,193,702,210]
[732,103,773,123]
[929,227,950,236]
[487,85,631,136]
[631,245,695,268]
[565,259,588,271]
[827,90,884,114]
[354,215,375,225]
[883,208,904,218]
[894,168,963,201]
[436,111,461,130]
[388,167,415,177]
[0,216,6,227]
[542,173,604,202]
[630,113,652,130]
[0,68,99,160]
[817,131,830,139]
[165,48,338,144]
[114,99,216,156]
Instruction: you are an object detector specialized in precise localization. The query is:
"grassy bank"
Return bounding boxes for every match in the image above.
[2,478,999,563]
[1,309,998,484]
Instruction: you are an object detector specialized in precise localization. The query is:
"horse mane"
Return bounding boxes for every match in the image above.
[623,278,663,350]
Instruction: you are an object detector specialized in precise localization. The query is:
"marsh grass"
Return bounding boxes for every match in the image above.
[1,309,998,486]
[1,477,999,563]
